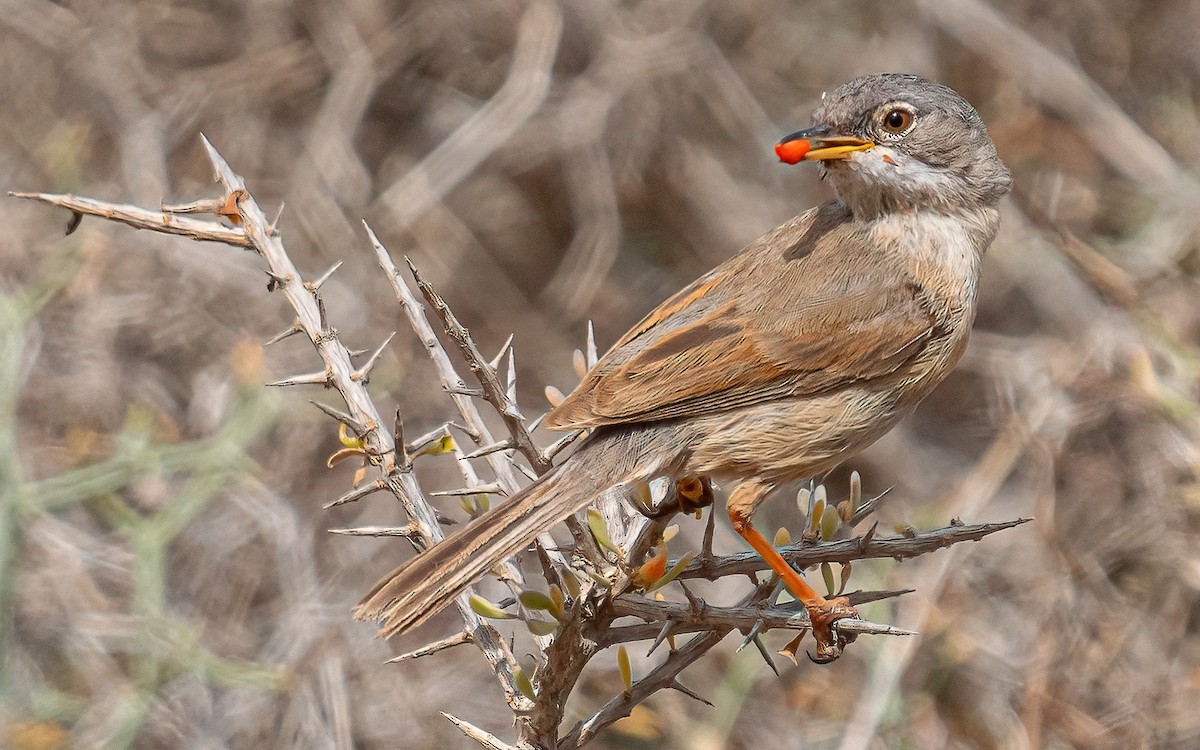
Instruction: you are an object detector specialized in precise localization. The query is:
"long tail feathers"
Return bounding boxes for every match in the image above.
[353,442,623,638]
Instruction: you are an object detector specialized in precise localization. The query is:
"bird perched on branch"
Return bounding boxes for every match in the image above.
[356,73,1012,662]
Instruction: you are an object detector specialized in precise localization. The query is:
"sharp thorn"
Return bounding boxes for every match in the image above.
[751,634,779,676]
[737,619,765,654]
[668,680,713,707]
[353,331,396,382]
[266,370,331,387]
[393,407,410,470]
[541,429,584,463]
[308,400,363,430]
[328,524,418,537]
[464,440,515,460]
[267,201,285,235]
[430,483,507,497]
[308,260,344,291]
[324,479,386,509]
[678,580,703,615]
[647,620,675,657]
[489,333,515,371]
[385,631,472,664]
[264,321,303,347]
[440,712,517,750]
[851,487,893,525]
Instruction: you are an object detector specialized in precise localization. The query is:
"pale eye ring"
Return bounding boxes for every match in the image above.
[881,107,914,134]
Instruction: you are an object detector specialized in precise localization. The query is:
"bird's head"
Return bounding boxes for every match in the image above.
[776,73,1012,219]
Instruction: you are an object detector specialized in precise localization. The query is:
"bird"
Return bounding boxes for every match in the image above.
[355,73,1013,663]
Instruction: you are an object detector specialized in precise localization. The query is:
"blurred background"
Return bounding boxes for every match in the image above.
[2,0,1199,747]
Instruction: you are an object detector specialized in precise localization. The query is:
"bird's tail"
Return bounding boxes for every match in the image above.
[354,431,640,638]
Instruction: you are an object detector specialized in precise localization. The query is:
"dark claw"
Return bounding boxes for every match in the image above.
[639,495,682,519]
[806,602,858,665]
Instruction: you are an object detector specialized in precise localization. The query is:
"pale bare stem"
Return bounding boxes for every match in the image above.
[405,257,552,474]
[13,139,532,714]
[328,524,420,538]
[442,712,520,750]
[197,137,535,711]
[366,223,573,561]
[8,191,253,247]
[366,224,524,489]
[386,631,473,664]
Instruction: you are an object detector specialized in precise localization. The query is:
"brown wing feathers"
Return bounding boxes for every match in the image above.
[545,205,940,431]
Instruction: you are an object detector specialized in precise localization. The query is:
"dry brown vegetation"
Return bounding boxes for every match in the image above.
[2,0,1199,748]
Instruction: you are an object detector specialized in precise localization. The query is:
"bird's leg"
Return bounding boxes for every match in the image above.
[727,481,858,664]
[636,475,714,519]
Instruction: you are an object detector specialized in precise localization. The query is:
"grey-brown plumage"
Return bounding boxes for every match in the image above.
[355,74,1011,654]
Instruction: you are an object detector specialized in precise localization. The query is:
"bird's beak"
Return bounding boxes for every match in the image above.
[775,124,874,165]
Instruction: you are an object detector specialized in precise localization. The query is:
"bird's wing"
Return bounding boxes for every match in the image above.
[544,203,943,429]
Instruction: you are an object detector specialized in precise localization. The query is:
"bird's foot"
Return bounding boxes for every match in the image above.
[805,595,858,664]
[637,475,714,519]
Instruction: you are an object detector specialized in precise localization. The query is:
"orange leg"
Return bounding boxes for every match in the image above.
[727,481,858,663]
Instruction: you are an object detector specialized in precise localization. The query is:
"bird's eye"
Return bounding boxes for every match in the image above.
[881,108,914,134]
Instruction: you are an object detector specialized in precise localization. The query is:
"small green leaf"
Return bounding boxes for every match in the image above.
[548,585,565,620]
[838,561,852,595]
[519,590,555,612]
[773,526,791,547]
[561,568,582,600]
[587,508,621,557]
[617,645,632,695]
[526,618,559,636]
[415,433,456,457]
[338,422,364,449]
[468,594,512,620]
[820,503,839,540]
[514,666,536,701]
[459,496,476,517]
[645,551,695,593]
[820,562,835,597]
[809,498,826,534]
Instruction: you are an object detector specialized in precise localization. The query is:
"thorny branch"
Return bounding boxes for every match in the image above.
[9,146,533,714]
[11,137,1028,749]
